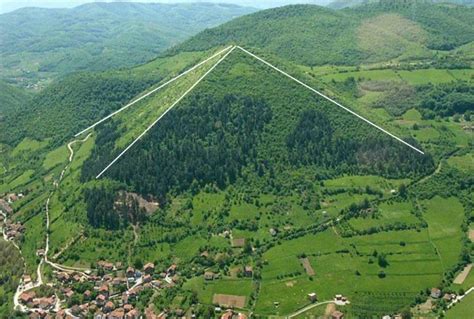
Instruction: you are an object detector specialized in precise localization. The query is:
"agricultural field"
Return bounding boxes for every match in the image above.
[445,292,474,319]
[1,2,473,318]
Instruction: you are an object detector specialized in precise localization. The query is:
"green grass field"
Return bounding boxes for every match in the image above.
[42,145,68,170]
[256,228,443,316]
[183,277,254,307]
[447,153,473,172]
[422,196,465,271]
[349,200,420,231]
[445,292,474,319]
[11,138,49,157]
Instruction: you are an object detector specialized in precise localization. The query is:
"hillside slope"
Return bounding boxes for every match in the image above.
[174,2,474,66]
[0,2,256,88]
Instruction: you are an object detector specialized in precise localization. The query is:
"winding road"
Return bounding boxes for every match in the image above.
[12,133,92,312]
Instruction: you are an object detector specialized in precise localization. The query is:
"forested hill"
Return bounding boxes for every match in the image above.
[328,0,474,9]
[0,2,256,88]
[173,2,474,66]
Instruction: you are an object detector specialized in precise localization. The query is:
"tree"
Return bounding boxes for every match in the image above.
[399,183,408,199]
[378,253,389,268]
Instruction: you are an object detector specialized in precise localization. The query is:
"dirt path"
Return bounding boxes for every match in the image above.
[13,133,92,312]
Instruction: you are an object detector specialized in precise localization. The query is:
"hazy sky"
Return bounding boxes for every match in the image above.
[0,0,331,14]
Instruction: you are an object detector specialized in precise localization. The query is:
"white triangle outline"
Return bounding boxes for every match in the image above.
[88,45,424,179]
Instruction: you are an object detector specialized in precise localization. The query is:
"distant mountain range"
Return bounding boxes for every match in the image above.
[0,2,256,88]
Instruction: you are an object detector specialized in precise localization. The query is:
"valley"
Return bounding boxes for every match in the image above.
[0,1,473,318]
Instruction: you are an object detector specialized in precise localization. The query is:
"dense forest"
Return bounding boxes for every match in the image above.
[83,94,273,204]
[81,51,434,217]
[286,109,433,176]
[1,73,156,146]
[84,184,147,230]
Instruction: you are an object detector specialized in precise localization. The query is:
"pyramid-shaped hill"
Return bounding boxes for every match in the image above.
[82,48,434,200]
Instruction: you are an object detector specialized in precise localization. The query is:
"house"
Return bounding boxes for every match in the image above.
[126,267,135,278]
[221,310,234,319]
[151,280,162,288]
[98,261,114,271]
[431,288,442,299]
[20,292,34,304]
[237,313,247,319]
[269,228,277,236]
[143,274,152,283]
[125,309,140,318]
[22,274,32,285]
[104,301,115,313]
[109,308,125,319]
[38,296,55,310]
[167,264,177,275]
[443,293,453,302]
[83,290,92,299]
[96,294,107,306]
[124,304,134,313]
[308,292,317,303]
[0,199,13,214]
[244,266,253,277]
[99,284,109,297]
[204,271,215,281]
[331,311,344,319]
[36,249,45,257]
[144,262,155,274]
[112,277,126,286]
[64,288,74,298]
[7,193,18,203]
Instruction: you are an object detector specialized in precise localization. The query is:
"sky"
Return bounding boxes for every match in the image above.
[0,0,332,14]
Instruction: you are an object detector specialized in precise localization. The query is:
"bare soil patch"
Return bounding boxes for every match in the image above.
[212,294,246,308]
[300,257,315,276]
[454,264,472,284]
[285,280,297,287]
[469,229,474,241]
[231,238,246,247]
[324,303,336,318]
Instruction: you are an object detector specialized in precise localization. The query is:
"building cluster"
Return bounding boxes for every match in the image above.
[3,220,25,240]
[20,260,180,318]
[19,292,56,312]
[219,309,247,319]
[430,287,456,302]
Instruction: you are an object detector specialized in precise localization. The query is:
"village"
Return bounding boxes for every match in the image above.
[1,190,467,319]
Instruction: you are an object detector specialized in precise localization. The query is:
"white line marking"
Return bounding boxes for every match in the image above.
[237,46,425,155]
[96,46,237,178]
[74,45,234,137]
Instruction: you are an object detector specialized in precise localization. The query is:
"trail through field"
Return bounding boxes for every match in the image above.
[287,301,334,318]
[13,133,92,313]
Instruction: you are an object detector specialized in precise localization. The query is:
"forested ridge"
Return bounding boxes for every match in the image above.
[173,2,474,66]
[81,51,434,226]
[0,2,256,86]
[1,72,156,146]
